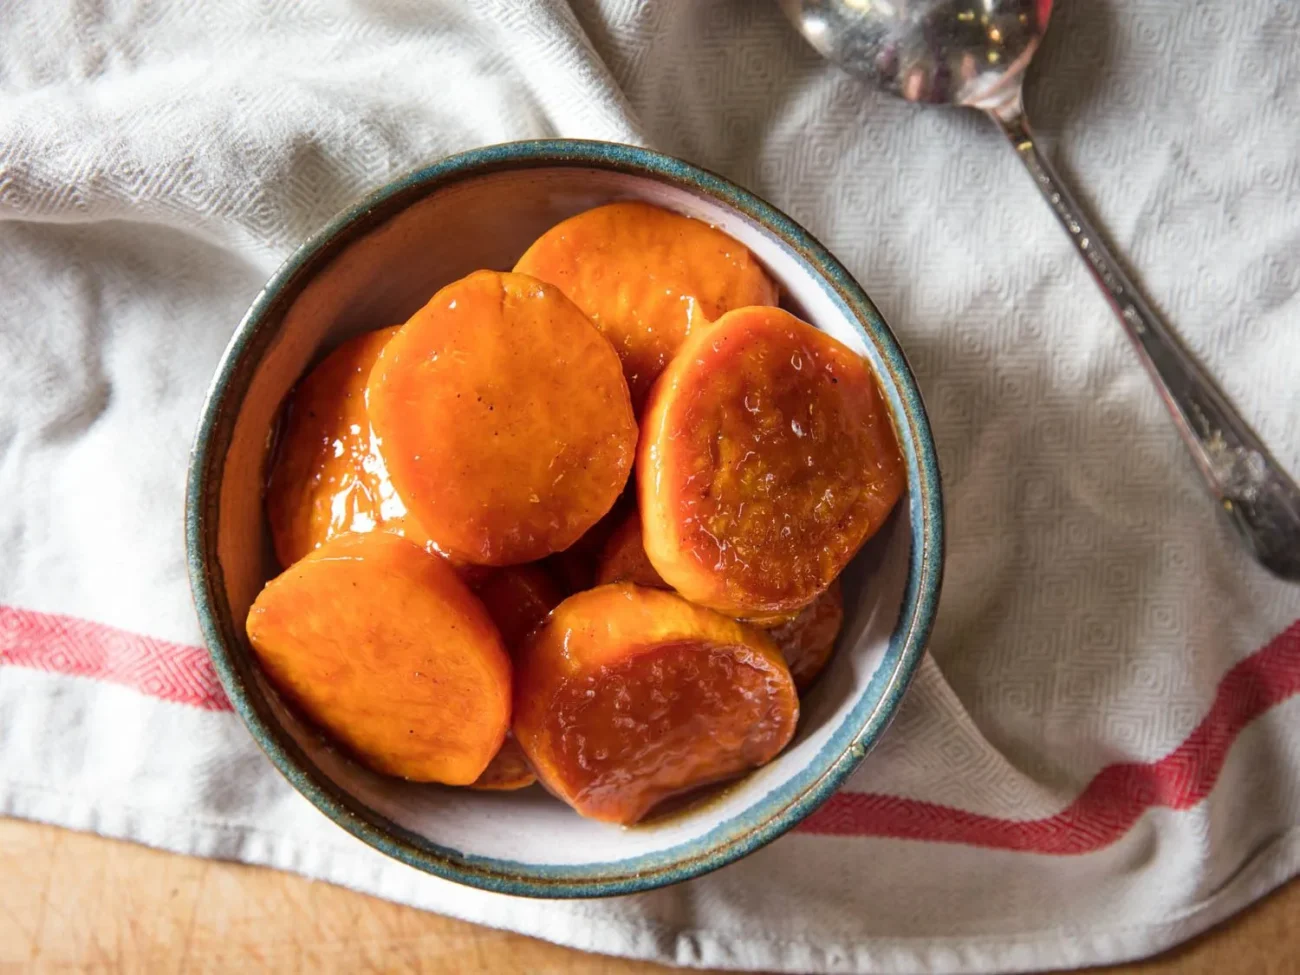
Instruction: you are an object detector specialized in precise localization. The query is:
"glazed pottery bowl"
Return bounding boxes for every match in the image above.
[186,140,943,897]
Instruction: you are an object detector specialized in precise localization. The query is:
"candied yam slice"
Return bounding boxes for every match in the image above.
[595,511,668,589]
[514,584,798,825]
[367,270,637,566]
[514,202,779,409]
[245,532,511,785]
[762,578,844,692]
[473,564,562,652]
[640,306,904,617]
[469,736,536,792]
[265,326,403,567]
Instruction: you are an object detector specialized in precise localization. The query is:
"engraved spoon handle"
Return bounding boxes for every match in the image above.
[990,100,1300,581]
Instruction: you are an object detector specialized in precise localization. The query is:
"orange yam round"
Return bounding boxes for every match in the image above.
[640,306,904,617]
[595,511,668,589]
[245,532,511,785]
[265,327,404,567]
[367,270,637,566]
[514,202,779,410]
[514,584,798,825]
[762,578,844,691]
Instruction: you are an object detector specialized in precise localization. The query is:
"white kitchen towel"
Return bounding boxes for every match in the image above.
[2,1,1299,972]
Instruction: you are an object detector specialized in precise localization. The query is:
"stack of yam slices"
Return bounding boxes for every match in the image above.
[248,203,902,824]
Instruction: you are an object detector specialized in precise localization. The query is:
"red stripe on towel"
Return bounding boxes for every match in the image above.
[4,604,1297,854]
[798,620,1300,850]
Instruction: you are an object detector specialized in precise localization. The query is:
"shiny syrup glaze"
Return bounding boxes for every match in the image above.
[544,640,797,825]
[649,307,903,614]
[514,201,778,410]
[265,326,404,567]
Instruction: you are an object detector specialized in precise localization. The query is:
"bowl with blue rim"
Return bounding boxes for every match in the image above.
[186,139,944,897]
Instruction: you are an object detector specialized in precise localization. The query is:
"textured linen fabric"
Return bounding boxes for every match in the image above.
[3,1,1300,971]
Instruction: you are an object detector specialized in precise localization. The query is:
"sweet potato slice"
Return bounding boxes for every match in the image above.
[640,306,904,617]
[265,326,406,567]
[367,270,637,566]
[762,578,844,692]
[245,532,511,785]
[514,202,779,410]
[594,511,668,589]
[513,584,798,825]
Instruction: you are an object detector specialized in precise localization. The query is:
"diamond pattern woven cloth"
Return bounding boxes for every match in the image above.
[2,1,1299,971]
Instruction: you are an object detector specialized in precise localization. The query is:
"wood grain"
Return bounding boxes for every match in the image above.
[1,817,1295,974]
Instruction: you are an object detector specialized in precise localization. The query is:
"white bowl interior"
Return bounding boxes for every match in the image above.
[215,166,911,871]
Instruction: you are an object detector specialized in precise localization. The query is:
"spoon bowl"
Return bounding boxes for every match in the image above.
[780,0,1049,113]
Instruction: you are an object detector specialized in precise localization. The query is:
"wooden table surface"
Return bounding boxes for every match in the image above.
[2,818,1296,974]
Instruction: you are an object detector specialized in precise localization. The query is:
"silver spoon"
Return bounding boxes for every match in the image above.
[779,0,1300,581]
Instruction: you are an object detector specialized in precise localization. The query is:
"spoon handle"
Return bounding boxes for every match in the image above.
[991,105,1300,581]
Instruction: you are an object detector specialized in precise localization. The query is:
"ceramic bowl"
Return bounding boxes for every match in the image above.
[186,140,943,898]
